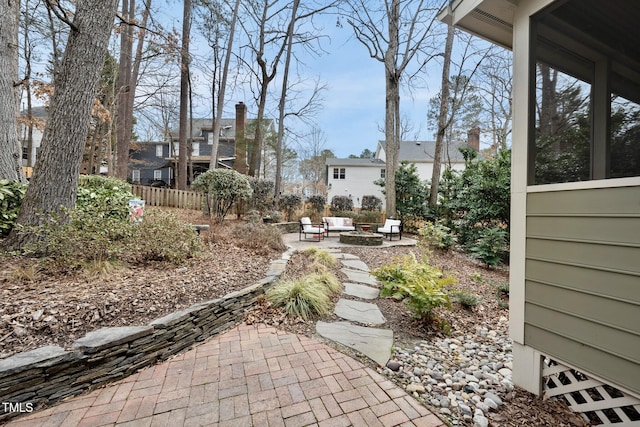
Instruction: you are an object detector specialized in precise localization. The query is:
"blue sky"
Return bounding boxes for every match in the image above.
[159,2,444,159]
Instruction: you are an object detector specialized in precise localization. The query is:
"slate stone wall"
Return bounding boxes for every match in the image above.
[0,248,294,422]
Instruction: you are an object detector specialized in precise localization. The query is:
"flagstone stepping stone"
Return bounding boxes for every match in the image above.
[343,283,380,300]
[340,259,370,272]
[316,321,393,366]
[334,299,385,325]
[333,253,359,260]
[340,268,378,286]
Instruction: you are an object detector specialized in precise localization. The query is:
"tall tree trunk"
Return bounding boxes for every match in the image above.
[428,23,454,208]
[275,0,300,200]
[4,0,119,250]
[209,0,240,170]
[115,0,134,179]
[383,0,400,218]
[0,0,23,181]
[177,0,191,190]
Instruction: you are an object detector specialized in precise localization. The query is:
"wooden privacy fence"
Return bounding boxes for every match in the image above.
[131,185,204,210]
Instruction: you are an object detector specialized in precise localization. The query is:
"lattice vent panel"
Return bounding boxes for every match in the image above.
[543,358,640,425]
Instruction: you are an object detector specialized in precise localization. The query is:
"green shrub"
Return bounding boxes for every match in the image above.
[21,208,135,268]
[233,222,286,254]
[76,175,134,220]
[20,208,201,268]
[471,227,508,267]
[373,253,455,323]
[361,195,382,211]
[306,195,326,214]
[419,221,456,250]
[440,149,511,248]
[278,194,302,221]
[330,195,353,213]
[452,291,480,310]
[128,209,202,264]
[192,169,253,222]
[266,277,332,320]
[248,178,274,215]
[0,179,27,236]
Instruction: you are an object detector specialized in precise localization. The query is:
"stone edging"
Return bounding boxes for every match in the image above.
[0,247,295,422]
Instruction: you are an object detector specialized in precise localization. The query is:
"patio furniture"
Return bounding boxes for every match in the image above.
[322,217,356,236]
[377,219,402,240]
[299,217,326,241]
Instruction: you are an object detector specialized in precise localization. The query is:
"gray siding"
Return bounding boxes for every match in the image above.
[525,185,640,396]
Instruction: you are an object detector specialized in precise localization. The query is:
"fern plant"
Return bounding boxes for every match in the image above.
[373,253,455,324]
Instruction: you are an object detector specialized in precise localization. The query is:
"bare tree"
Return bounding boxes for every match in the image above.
[343,0,444,217]
[4,0,119,250]
[177,0,191,190]
[476,49,512,153]
[0,0,24,181]
[208,0,241,170]
[114,0,154,180]
[428,22,453,208]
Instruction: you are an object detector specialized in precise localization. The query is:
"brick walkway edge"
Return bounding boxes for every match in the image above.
[7,324,445,427]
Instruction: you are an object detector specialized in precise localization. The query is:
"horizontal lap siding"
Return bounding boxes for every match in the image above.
[525,186,640,396]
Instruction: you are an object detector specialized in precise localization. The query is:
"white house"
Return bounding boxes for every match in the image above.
[327,130,479,208]
[325,158,386,209]
[442,0,640,423]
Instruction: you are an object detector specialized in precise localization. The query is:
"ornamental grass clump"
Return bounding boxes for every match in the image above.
[266,277,332,320]
[373,253,455,324]
[303,247,337,267]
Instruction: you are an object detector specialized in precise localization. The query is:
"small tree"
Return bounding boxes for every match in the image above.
[278,194,302,221]
[306,195,325,214]
[361,195,382,211]
[376,161,429,220]
[441,148,511,248]
[192,169,253,222]
[248,178,275,215]
[330,195,353,214]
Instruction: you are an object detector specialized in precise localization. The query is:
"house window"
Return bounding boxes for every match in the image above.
[172,143,179,157]
[156,144,163,157]
[380,168,386,179]
[154,170,162,180]
[192,142,200,156]
[132,170,140,183]
[530,2,640,184]
[333,167,345,179]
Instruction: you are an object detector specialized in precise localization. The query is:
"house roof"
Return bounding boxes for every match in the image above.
[325,158,385,167]
[378,140,469,163]
[170,117,275,139]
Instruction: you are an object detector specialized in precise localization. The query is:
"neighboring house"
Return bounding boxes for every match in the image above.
[325,158,386,209]
[326,129,479,208]
[19,106,48,169]
[129,102,275,186]
[442,0,640,421]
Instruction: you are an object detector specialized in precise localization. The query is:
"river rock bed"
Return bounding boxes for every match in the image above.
[381,316,513,427]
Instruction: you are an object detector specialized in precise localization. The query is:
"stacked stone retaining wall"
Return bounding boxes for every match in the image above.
[0,250,294,422]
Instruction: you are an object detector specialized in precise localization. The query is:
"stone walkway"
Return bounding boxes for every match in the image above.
[314,249,394,368]
[5,236,446,426]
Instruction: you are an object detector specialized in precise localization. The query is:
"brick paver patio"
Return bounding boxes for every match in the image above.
[6,324,445,427]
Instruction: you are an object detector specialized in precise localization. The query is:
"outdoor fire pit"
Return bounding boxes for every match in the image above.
[339,231,384,246]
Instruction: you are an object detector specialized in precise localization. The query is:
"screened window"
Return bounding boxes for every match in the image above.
[192,142,200,156]
[380,168,386,179]
[131,170,140,183]
[154,170,162,180]
[530,0,640,184]
[333,167,345,179]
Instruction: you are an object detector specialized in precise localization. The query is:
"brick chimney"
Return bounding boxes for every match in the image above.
[234,102,247,174]
[467,127,480,151]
